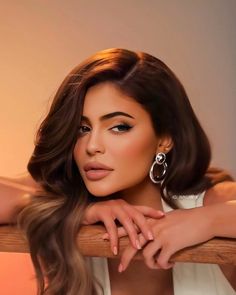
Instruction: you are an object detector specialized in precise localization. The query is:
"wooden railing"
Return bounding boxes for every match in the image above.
[1,177,236,265]
[1,224,236,265]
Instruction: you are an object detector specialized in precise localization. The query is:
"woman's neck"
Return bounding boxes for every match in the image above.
[116,177,163,211]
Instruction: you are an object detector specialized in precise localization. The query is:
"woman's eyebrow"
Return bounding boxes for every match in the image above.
[81,112,135,122]
[100,112,135,120]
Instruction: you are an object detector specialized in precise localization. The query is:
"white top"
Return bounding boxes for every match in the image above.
[85,192,236,294]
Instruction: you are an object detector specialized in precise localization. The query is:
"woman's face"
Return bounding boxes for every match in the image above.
[73,82,162,197]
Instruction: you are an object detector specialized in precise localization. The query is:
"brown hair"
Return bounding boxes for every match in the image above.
[18,48,232,295]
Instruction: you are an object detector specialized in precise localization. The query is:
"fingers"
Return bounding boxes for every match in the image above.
[114,226,128,238]
[102,218,119,256]
[102,205,164,250]
[114,207,143,250]
[119,233,148,272]
[98,200,165,256]
[155,247,175,269]
[113,204,163,247]
[102,208,141,251]
[103,212,151,250]
[130,206,165,241]
[142,240,175,269]
[102,226,128,240]
[133,205,165,219]
[127,208,155,241]
[118,236,175,272]
[142,240,162,269]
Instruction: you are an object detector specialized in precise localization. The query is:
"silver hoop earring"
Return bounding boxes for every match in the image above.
[149,152,167,183]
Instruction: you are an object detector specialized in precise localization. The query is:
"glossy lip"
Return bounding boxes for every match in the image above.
[83,162,114,181]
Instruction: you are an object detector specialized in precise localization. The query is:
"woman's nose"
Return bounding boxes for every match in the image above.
[86,131,105,155]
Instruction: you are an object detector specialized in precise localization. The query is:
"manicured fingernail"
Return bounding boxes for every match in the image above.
[113,246,118,255]
[136,239,142,249]
[118,263,123,273]
[148,231,154,240]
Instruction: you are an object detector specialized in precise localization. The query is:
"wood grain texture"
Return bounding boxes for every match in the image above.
[0,225,236,265]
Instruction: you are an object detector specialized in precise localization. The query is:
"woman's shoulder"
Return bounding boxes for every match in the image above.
[204,181,236,206]
[203,167,236,206]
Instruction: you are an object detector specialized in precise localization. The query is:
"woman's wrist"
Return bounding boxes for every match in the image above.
[82,202,97,225]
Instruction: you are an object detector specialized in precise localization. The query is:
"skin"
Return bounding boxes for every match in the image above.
[73,82,171,199]
[1,82,236,293]
[0,176,35,224]
[114,183,236,292]
[73,81,177,293]
[2,181,236,293]
[73,81,236,293]
[72,80,174,254]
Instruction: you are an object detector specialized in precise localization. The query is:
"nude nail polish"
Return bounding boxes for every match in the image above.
[136,239,142,249]
[118,263,123,273]
[148,231,154,240]
[113,246,118,255]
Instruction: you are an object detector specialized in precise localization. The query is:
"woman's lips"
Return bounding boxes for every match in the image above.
[85,169,112,181]
[83,162,113,181]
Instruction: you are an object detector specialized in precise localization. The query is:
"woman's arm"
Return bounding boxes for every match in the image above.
[204,181,236,238]
[0,174,38,224]
[0,174,165,255]
[82,199,164,254]
[116,181,236,272]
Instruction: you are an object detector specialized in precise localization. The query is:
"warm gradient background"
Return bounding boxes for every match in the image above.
[0,1,236,294]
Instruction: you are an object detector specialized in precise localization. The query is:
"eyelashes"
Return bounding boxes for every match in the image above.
[78,123,133,135]
[78,125,91,134]
[110,123,133,133]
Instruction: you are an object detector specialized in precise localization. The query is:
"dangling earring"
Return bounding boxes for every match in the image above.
[149,152,167,183]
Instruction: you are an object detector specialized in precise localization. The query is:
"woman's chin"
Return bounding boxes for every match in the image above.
[86,186,118,198]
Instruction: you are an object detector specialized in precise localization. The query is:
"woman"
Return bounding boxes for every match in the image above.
[10,48,236,294]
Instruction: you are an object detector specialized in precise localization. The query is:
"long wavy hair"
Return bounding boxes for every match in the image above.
[18,48,232,295]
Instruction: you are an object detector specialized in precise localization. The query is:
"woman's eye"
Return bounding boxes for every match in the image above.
[110,124,132,133]
[78,125,91,134]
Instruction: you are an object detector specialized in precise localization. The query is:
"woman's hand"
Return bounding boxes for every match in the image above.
[115,206,214,272]
[82,198,165,255]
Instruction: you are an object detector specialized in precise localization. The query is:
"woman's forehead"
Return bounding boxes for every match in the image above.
[82,82,148,120]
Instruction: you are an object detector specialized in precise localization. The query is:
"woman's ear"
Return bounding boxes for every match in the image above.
[156,135,173,154]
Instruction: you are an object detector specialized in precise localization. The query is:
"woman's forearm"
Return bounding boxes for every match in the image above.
[0,175,36,224]
[207,200,236,238]
[203,181,236,239]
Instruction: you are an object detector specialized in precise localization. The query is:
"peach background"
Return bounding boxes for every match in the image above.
[0,1,235,294]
